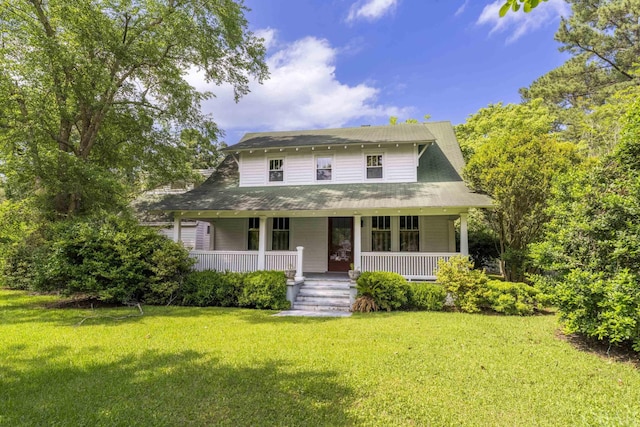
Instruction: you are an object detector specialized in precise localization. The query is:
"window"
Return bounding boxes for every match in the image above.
[316,156,332,181]
[272,217,290,250]
[366,154,383,179]
[400,216,419,252]
[269,159,284,182]
[371,216,391,252]
[248,218,260,250]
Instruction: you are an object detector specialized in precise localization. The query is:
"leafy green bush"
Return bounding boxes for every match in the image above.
[406,282,447,311]
[355,271,408,312]
[556,270,640,351]
[238,270,289,310]
[181,271,244,307]
[483,280,540,315]
[3,214,193,304]
[436,256,488,313]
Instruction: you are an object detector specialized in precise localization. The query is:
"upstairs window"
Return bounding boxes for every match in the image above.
[316,156,332,181]
[400,216,420,252]
[248,218,260,250]
[366,154,383,179]
[272,217,290,250]
[371,216,391,252]
[269,159,284,182]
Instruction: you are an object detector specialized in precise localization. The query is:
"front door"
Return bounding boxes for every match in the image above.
[328,217,353,272]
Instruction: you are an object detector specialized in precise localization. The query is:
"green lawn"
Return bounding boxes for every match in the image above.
[1,290,639,426]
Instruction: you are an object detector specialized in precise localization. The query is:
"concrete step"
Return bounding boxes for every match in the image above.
[292,302,351,312]
[297,288,350,298]
[296,296,351,304]
[302,282,350,290]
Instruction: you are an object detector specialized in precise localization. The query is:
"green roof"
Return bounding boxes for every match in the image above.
[225,123,437,151]
[151,122,492,213]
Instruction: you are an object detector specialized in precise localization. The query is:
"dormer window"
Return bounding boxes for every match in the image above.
[316,156,332,181]
[269,158,284,182]
[366,154,383,179]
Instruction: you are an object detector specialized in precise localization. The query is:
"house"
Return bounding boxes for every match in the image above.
[152,122,492,285]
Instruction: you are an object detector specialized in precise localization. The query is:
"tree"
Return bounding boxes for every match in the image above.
[499,0,548,16]
[389,114,431,125]
[523,1,640,111]
[531,99,640,351]
[0,0,267,217]
[462,101,578,281]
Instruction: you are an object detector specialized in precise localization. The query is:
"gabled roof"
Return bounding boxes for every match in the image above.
[151,122,492,213]
[225,123,437,151]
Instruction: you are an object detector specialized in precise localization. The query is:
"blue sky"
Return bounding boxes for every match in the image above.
[190,0,572,144]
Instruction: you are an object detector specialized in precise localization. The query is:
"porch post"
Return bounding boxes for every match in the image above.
[459,213,469,256]
[295,246,304,282]
[258,216,267,270]
[173,213,182,243]
[353,215,362,270]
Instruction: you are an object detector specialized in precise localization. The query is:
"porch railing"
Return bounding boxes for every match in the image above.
[189,250,298,273]
[361,252,458,280]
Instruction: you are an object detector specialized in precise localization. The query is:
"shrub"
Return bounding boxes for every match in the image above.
[556,269,640,351]
[352,295,378,313]
[436,256,488,313]
[355,271,408,312]
[238,270,289,310]
[181,271,244,307]
[483,280,540,315]
[406,282,447,311]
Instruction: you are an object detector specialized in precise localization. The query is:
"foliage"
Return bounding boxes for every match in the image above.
[0,199,39,279]
[499,0,548,16]
[355,271,408,311]
[0,0,267,217]
[352,295,379,313]
[405,282,447,311]
[462,104,579,281]
[2,214,193,303]
[467,209,500,271]
[554,270,640,350]
[532,99,640,350]
[483,280,540,315]
[238,270,289,310]
[181,270,244,307]
[436,256,488,313]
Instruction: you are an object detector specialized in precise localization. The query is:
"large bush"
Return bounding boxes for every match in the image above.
[238,270,289,310]
[181,271,244,307]
[406,282,446,311]
[436,256,542,315]
[2,214,193,304]
[355,271,408,312]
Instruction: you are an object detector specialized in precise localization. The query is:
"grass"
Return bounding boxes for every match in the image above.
[1,289,640,426]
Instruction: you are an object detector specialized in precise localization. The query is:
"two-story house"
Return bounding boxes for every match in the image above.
[152,122,492,282]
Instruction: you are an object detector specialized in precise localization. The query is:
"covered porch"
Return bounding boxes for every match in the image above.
[173,211,470,281]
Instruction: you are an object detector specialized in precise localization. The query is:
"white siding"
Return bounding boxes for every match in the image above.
[239,145,418,186]
[385,145,417,182]
[213,218,246,251]
[291,217,328,272]
[420,216,450,252]
[239,152,266,186]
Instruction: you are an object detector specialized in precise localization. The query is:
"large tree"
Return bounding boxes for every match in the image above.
[0,0,267,217]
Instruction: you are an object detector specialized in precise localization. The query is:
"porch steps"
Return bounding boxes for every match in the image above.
[292,280,352,312]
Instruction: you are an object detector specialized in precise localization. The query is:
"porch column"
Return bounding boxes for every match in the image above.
[353,215,362,270]
[459,213,469,256]
[258,216,267,270]
[295,246,304,282]
[173,213,182,243]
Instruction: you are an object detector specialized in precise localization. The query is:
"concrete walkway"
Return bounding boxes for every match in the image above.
[273,309,352,318]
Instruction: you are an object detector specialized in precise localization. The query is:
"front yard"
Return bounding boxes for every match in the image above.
[1,289,639,426]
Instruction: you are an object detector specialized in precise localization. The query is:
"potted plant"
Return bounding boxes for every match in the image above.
[285,264,296,280]
[348,263,361,280]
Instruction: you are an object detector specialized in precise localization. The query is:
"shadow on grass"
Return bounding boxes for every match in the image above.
[0,346,357,426]
[556,330,640,368]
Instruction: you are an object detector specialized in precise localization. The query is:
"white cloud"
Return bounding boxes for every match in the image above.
[476,0,570,43]
[189,31,409,134]
[346,0,398,23]
[455,0,469,17]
